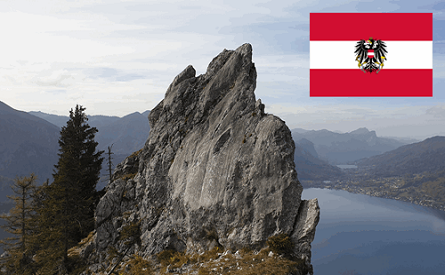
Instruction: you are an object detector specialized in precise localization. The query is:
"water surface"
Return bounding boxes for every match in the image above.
[302,188,445,275]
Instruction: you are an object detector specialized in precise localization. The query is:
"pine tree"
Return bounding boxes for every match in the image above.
[0,174,37,275]
[34,105,104,273]
[107,144,114,184]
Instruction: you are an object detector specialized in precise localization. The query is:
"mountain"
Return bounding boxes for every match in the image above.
[291,127,407,164]
[293,138,344,180]
[27,111,71,128]
[29,110,150,154]
[93,111,150,154]
[292,127,310,134]
[296,138,319,158]
[0,101,60,201]
[357,136,445,177]
[29,110,151,188]
[93,112,151,188]
[81,44,320,274]
[28,111,122,129]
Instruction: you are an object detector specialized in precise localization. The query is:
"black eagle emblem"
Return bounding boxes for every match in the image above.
[355,37,387,73]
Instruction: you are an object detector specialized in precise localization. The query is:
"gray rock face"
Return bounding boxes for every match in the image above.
[92,43,319,272]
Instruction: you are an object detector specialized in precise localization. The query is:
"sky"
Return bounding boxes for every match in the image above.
[1,0,445,140]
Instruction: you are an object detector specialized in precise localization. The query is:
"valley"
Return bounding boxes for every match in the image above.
[294,133,445,212]
[2,100,445,215]
[301,168,445,212]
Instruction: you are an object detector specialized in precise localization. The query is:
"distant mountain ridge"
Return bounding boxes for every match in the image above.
[28,111,150,152]
[0,101,60,201]
[291,127,408,164]
[29,110,151,189]
[292,137,344,180]
[357,136,445,177]
[0,103,415,192]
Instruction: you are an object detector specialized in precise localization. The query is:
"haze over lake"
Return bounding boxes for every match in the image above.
[336,164,358,169]
[302,188,445,275]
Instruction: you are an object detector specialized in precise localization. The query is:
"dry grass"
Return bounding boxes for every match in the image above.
[120,173,137,181]
[119,221,141,246]
[152,246,303,275]
[194,249,301,275]
[267,233,294,258]
[101,234,306,274]
[67,230,96,257]
[121,254,154,275]
[129,149,143,159]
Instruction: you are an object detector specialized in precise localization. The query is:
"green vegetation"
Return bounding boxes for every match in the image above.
[0,175,37,274]
[33,105,104,273]
[0,105,104,274]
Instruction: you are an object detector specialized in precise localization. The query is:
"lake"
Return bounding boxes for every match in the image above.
[302,188,445,275]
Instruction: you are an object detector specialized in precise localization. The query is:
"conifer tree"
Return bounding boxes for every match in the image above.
[0,174,37,275]
[34,105,104,273]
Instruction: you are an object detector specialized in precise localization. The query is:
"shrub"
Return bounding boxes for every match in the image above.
[267,233,294,258]
[156,249,177,266]
[124,254,153,275]
[119,221,141,246]
[205,228,218,241]
[156,249,190,271]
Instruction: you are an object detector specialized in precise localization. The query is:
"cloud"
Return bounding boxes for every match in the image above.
[0,0,444,138]
[32,70,74,87]
[83,67,147,82]
[45,89,67,95]
[425,104,445,118]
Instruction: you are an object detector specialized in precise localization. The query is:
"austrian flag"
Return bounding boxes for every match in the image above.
[310,13,433,97]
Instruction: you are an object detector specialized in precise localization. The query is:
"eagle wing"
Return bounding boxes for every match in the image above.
[354,40,367,64]
[374,40,388,63]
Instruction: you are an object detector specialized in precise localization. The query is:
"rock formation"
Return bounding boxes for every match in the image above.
[86,43,320,274]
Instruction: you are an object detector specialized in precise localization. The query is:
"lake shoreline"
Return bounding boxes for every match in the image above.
[301,180,445,212]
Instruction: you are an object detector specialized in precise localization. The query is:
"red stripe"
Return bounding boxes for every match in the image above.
[310,69,432,97]
[310,13,432,41]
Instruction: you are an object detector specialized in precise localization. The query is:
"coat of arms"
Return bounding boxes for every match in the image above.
[355,37,387,73]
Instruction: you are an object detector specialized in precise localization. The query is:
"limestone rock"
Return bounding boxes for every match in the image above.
[91,43,319,273]
[291,199,320,272]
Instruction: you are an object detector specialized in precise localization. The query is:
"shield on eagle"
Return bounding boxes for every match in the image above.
[355,37,387,73]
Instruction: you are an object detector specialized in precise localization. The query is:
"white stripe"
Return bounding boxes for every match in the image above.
[310,41,432,69]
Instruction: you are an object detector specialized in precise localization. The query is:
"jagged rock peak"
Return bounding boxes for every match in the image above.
[88,43,320,274]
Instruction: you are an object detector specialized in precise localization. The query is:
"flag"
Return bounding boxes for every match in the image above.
[310,13,433,97]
